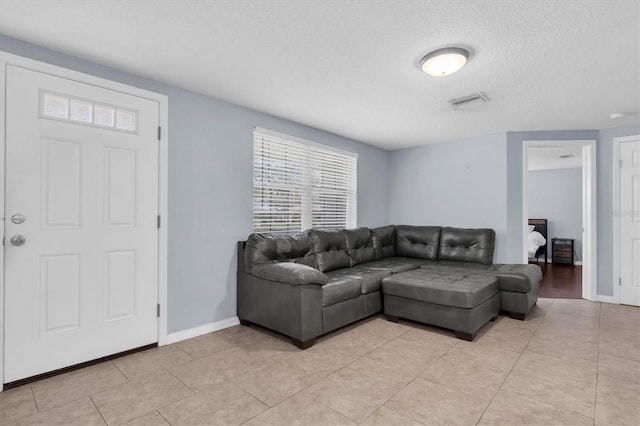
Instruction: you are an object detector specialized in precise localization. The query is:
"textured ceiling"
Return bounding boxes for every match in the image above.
[0,0,638,150]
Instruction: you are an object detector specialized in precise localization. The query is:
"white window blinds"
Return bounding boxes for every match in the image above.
[253,128,357,233]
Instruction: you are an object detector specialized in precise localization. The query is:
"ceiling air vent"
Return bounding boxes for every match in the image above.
[449,92,489,107]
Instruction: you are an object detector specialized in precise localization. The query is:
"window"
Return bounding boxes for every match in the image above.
[253,128,357,233]
[41,91,138,133]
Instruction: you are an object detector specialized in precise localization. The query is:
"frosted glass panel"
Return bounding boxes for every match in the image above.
[93,105,116,127]
[70,100,92,123]
[116,110,136,131]
[43,94,69,119]
[94,106,115,127]
[41,91,137,133]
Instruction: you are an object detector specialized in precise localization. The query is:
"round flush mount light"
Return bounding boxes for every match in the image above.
[420,47,469,77]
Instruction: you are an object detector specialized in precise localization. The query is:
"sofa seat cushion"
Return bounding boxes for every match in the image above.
[382,269,499,309]
[358,257,423,273]
[327,267,392,294]
[322,276,363,307]
[490,264,543,293]
[420,260,495,271]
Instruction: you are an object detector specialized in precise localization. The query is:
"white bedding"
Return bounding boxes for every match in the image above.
[528,230,546,258]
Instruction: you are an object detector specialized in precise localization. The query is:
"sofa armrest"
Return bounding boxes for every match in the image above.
[251,262,328,285]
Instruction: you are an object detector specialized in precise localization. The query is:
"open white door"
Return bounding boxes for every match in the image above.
[618,139,640,306]
[4,65,160,382]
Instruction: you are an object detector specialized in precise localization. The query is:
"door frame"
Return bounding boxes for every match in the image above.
[612,134,640,304]
[0,51,170,390]
[522,140,597,300]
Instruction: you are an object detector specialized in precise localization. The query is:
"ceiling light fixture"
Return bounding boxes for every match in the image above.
[420,47,469,77]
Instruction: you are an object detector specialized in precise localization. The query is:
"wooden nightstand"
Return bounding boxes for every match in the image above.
[552,238,574,265]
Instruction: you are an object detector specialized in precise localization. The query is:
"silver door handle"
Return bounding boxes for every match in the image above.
[11,214,26,224]
[10,235,25,246]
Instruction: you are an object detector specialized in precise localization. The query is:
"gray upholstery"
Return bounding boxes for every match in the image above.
[322,297,366,333]
[421,260,495,271]
[344,227,377,266]
[252,262,328,285]
[371,225,396,259]
[237,269,323,343]
[321,277,362,307]
[396,225,442,260]
[326,267,392,294]
[420,262,541,304]
[382,269,498,309]
[309,229,351,272]
[237,224,541,349]
[501,280,539,317]
[384,292,500,337]
[438,227,495,265]
[491,264,543,292]
[355,257,421,273]
[364,291,382,315]
[244,231,315,272]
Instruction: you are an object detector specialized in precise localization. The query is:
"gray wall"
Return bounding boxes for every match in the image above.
[528,168,583,261]
[388,133,510,263]
[0,35,390,333]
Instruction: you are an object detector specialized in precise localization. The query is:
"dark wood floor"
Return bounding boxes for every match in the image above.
[530,262,582,299]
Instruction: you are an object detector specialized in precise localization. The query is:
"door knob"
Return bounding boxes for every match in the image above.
[11,214,26,224]
[10,235,25,246]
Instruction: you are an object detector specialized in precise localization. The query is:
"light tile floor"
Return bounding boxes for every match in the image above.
[1,298,639,425]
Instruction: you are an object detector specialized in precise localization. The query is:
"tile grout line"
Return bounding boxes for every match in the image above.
[474,310,545,425]
[242,321,418,425]
[356,335,459,425]
[110,359,130,382]
[89,395,108,426]
[593,302,602,426]
[29,385,40,413]
[156,409,172,426]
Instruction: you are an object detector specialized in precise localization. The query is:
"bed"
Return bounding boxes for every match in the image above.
[528,218,547,263]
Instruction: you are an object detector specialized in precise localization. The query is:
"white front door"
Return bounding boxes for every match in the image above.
[4,65,159,382]
[619,139,640,306]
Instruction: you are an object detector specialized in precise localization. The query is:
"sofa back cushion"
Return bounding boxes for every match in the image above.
[395,225,442,260]
[438,227,495,264]
[309,229,351,272]
[344,227,376,266]
[371,225,396,259]
[244,232,315,272]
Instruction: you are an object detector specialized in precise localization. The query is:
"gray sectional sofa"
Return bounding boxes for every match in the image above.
[237,225,541,349]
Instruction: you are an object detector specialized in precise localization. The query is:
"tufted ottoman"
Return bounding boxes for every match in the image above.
[382,269,500,341]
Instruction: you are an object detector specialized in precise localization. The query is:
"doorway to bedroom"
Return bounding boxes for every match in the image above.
[523,140,596,301]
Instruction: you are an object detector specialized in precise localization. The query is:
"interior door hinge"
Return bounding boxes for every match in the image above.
[158,126,161,141]
[620,159,623,167]
[157,215,161,229]
[157,304,161,317]
[619,277,622,286]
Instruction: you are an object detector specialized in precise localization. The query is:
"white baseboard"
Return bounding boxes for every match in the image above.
[596,295,617,304]
[165,316,240,345]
